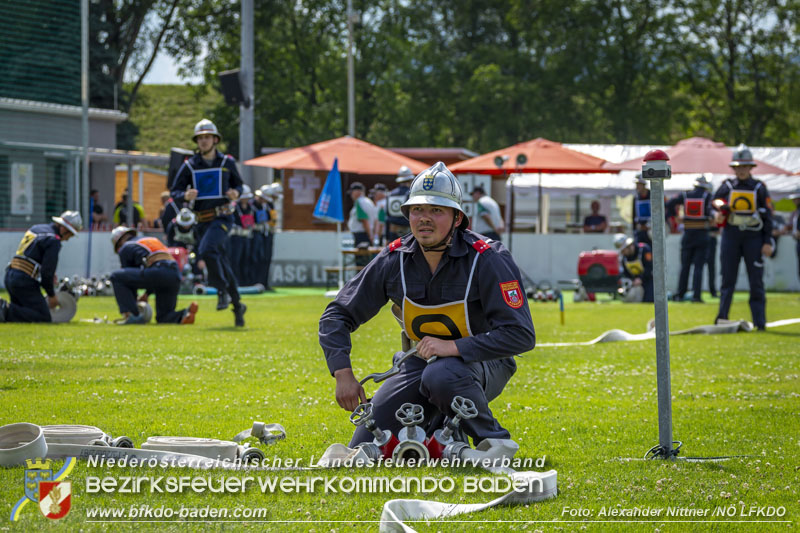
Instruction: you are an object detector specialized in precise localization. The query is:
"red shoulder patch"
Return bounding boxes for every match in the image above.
[472,240,490,254]
[644,252,652,261]
[499,280,524,309]
[388,238,402,251]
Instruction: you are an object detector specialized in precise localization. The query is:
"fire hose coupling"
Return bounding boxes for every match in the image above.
[392,403,429,462]
[426,395,478,459]
[350,403,399,458]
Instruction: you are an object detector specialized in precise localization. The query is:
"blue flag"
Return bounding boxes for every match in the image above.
[313,158,345,223]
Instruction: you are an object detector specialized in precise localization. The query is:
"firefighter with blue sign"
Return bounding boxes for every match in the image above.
[171,119,246,327]
[667,176,713,302]
[110,226,198,325]
[632,174,652,246]
[712,145,774,330]
[319,162,535,448]
[0,211,82,323]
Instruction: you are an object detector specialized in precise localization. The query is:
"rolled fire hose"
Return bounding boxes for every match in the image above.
[137,301,153,323]
[537,317,800,347]
[49,292,77,323]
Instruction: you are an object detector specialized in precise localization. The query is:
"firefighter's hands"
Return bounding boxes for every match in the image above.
[762,243,774,257]
[137,293,149,303]
[416,337,459,360]
[47,295,59,309]
[334,368,367,411]
[225,188,240,201]
[713,211,727,225]
[184,189,198,201]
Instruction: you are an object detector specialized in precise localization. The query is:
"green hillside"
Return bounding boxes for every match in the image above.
[127,84,224,154]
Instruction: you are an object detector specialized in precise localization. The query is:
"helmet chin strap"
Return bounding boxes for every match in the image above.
[420,214,459,253]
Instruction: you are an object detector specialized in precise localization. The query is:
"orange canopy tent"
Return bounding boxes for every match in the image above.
[244,135,428,174]
[603,137,790,175]
[449,137,615,174]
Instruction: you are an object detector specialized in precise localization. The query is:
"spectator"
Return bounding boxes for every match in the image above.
[470,185,504,241]
[582,200,608,233]
[90,189,108,225]
[113,191,145,229]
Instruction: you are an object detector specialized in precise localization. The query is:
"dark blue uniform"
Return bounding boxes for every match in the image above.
[632,190,652,246]
[793,209,800,281]
[110,237,186,323]
[171,151,243,306]
[706,227,720,297]
[249,199,269,287]
[713,177,773,329]
[3,223,63,322]
[667,186,712,301]
[229,201,255,285]
[261,198,276,290]
[159,199,181,230]
[319,229,535,447]
[621,242,654,303]
[385,184,411,242]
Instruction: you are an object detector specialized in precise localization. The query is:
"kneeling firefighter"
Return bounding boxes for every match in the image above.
[110,227,198,325]
[319,162,535,449]
[614,233,654,303]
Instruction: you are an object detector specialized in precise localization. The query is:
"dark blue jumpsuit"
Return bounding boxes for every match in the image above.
[319,230,535,447]
[262,199,276,289]
[791,208,800,282]
[622,242,654,303]
[171,151,243,306]
[249,200,269,287]
[229,201,255,285]
[667,186,712,301]
[713,177,773,329]
[4,223,63,322]
[632,190,652,246]
[384,185,411,242]
[110,237,186,323]
[706,227,720,297]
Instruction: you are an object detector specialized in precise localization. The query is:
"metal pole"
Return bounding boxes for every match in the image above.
[240,0,254,184]
[537,173,544,234]
[81,0,89,222]
[649,177,673,456]
[504,173,511,247]
[127,163,134,227]
[346,0,355,137]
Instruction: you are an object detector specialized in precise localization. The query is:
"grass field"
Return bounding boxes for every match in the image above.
[1,289,799,531]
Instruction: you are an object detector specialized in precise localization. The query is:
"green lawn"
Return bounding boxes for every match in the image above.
[1,289,798,531]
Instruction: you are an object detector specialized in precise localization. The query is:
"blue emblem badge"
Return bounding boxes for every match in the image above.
[24,459,53,503]
[422,175,435,190]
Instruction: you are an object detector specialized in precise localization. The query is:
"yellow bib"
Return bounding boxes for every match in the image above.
[625,258,644,276]
[15,231,37,256]
[399,251,480,343]
[729,190,756,214]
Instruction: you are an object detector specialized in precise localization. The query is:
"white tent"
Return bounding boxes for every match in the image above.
[509,143,800,196]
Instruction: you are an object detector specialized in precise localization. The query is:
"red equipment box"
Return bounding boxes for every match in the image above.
[578,250,620,294]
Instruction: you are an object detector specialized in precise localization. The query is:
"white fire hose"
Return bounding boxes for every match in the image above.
[538,317,800,347]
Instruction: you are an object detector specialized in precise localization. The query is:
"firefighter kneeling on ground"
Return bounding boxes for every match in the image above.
[109,226,198,325]
[614,233,654,303]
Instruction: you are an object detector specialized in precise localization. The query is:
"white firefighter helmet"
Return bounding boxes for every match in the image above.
[176,208,196,228]
[730,144,756,167]
[111,226,137,252]
[401,162,469,230]
[192,119,221,142]
[52,210,83,236]
[695,175,712,190]
[260,183,282,198]
[396,165,415,183]
[240,184,254,200]
[613,233,634,250]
